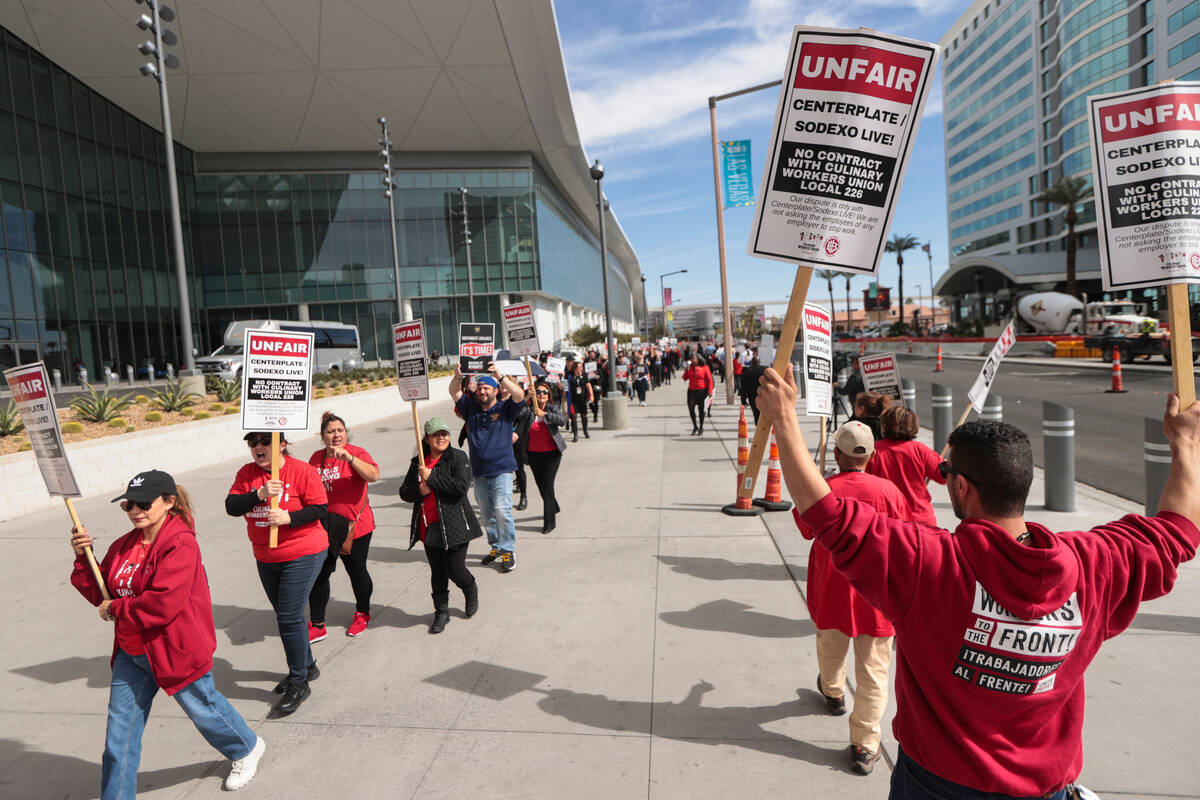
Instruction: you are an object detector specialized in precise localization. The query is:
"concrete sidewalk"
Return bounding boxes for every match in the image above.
[1,377,1197,799]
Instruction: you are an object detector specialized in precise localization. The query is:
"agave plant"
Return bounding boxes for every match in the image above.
[0,399,25,436]
[70,384,134,423]
[213,377,241,403]
[152,379,203,412]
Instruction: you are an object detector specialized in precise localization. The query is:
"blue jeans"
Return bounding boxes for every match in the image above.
[890,749,1067,800]
[474,472,516,553]
[102,649,256,800]
[256,550,324,684]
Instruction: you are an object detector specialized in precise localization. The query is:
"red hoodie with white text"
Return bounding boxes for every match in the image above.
[794,494,1199,796]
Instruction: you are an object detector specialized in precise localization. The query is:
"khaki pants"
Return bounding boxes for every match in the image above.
[816,628,893,752]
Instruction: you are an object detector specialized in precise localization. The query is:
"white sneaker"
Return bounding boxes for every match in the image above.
[224,736,265,791]
[639,400,646,406]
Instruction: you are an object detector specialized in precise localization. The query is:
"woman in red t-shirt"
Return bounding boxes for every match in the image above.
[399,416,484,633]
[71,470,264,795]
[306,411,380,642]
[867,405,946,526]
[225,432,328,716]
[682,355,714,435]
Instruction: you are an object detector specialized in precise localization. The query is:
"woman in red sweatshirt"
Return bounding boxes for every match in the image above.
[71,470,264,798]
[868,405,946,526]
[681,354,714,435]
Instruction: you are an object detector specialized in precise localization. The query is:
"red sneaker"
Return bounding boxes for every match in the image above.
[346,612,370,637]
[307,622,327,643]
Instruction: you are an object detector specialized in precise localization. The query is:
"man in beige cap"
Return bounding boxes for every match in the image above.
[805,420,909,774]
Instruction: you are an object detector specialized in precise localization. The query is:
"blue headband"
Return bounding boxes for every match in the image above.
[476,375,499,389]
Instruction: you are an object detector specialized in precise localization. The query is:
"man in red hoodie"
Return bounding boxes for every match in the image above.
[756,365,1200,799]
[812,421,910,775]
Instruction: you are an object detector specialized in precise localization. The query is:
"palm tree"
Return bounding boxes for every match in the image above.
[885,233,919,329]
[816,269,837,331]
[738,306,760,339]
[844,273,853,334]
[1036,175,1093,299]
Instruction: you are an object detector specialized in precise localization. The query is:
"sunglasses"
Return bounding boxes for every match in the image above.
[120,499,156,512]
[938,460,977,485]
[535,389,550,395]
[246,436,273,447]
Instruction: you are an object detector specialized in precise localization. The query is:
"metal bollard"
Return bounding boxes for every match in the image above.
[901,378,916,409]
[105,368,116,388]
[981,394,1002,422]
[77,367,87,387]
[51,368,63,392]
[126,365,135,386]
[791,361,804,401]
[1144,417,1171,516]
[932,383,953,454]
[166,363,174,380]
[1043,402,1075,512]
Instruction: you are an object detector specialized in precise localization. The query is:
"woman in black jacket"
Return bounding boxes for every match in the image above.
[399,417,484,634]
[520,381,569,534]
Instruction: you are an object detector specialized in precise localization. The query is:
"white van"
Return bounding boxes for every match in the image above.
[196,320,363,380]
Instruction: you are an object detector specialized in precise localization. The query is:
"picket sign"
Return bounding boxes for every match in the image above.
[938,320,1016,458]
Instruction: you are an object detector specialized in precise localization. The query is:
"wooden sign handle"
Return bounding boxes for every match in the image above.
[817,421,829,476]
[938,405,974,459]
[525,356,539,413]
[1168,283,1195,411]
[269,432,280,549]
[65,497,110,601]
[738,266,813,500]
[412,400,426,469]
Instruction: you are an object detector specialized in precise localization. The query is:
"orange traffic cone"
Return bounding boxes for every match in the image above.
[722,406,763,516]
[908,337,913,353]
[1106,349,1127,393]
[859,340,866,354]
[754,432,793,511]
[933,344,943,372]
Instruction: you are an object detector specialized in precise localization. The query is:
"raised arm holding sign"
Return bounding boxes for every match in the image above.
[735,26,939,506]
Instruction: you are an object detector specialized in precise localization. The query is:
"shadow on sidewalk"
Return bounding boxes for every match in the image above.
[11,654,278,704]
[1129,612,1200,634]
[659,599,816,639]
[424,662,840,766]
[0,738,216,800]
[657,554,797,581]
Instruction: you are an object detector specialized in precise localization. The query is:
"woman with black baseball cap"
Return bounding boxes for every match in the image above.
[70,470,265,796]
[226,431,328,716]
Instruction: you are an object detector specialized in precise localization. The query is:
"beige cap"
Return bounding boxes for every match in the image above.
[834,421,874,456]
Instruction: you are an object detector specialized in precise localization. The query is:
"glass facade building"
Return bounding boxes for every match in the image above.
[940,0,1200,261]
[0,24,638,378]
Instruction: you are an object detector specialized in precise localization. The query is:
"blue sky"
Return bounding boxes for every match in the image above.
[553,0,975,315]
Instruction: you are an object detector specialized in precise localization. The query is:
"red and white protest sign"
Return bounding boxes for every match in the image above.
[802,303,833,417]
[545,356,566,384]
[748,27,938,273]
[859,352,904,405]
[4,362,79,496]
[502,302,540,359]
[967,321,1016,413]
[241,329,314,432]
[1089,83,1200,290]
[393,320,429,401]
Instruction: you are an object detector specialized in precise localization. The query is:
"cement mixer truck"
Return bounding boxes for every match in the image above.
[1016,291,1196,363]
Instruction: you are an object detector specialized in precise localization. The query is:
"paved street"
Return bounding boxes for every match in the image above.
[1,377,1197,799]
[890,353,1176,506]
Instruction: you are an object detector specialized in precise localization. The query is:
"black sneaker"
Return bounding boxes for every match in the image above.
[275,680,310,716]
[273,663,319,694]
[500,551,515,572]
[817,675,846,716]
[851,745,880,775]
[481,548,500,565]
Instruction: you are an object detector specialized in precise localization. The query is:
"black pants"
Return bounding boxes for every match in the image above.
[570,407,588,437]
[309,520,374,622]
[425,542,474,594]
[589,397,600,422]
[687,389,708,429]
[634,379,648,402]
[514,447,527,498]
[526,448,562,528]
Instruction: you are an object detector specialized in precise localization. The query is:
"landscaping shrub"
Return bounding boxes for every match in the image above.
[71,385,134,423]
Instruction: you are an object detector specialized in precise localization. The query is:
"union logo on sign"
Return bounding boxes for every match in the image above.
[824,237,840,256]
[1191,253,1200,270]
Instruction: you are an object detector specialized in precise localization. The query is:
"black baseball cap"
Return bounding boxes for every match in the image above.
[111,470,177,503]
[243,431,287,442]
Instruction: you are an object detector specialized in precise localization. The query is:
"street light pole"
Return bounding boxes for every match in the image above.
[590,160,617,396]
[378,117,408,323]
[460,188,474,323]
[135,0,193,371]
[640,276,649,343]
[659,268,687,338]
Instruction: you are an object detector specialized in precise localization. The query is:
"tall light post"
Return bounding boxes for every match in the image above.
[135,0,194,371]
[590,160,618,399]
[660,268,687,337]
[640,276,649,343]
[378,117,408,323]
[459,188,474,322]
